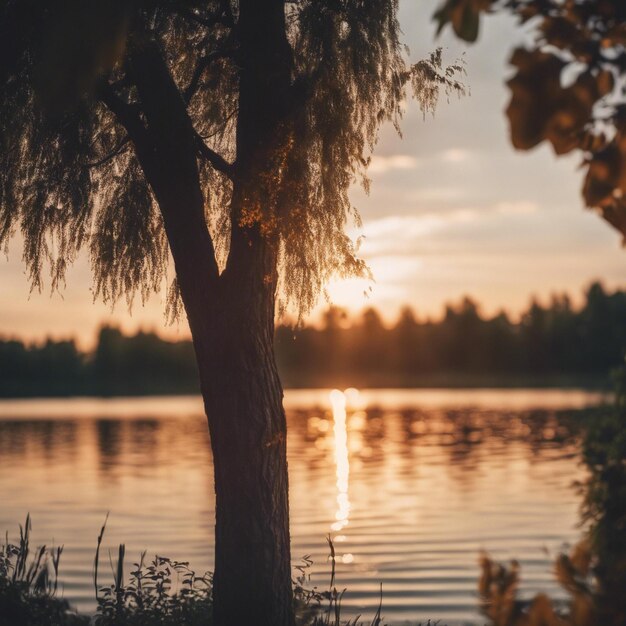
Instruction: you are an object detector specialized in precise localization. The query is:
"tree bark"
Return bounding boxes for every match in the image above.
[192,273,294,626]
[191,2,297,620]
[152,181,295,626]
[153,181,295,626]
[208,375,293,626]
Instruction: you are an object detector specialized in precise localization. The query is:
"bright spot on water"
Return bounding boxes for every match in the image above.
[329,389,350,533]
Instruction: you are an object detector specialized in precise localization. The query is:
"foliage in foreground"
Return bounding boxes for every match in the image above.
[0,515,84,626]
[479,391,626,626]
[479,540,620,626]
[435,0,626,244]
[0,521,424,626]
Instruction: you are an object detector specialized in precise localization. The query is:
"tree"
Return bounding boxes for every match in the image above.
[0,2,465,624]
[435,0,626,238]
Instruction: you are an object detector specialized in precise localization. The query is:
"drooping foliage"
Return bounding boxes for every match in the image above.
[0,0,465,317]
[278,2,466,314]
[435,0,626,240]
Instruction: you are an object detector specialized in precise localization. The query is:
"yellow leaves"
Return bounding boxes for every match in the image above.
[434,0,493,43]
[554,548,596,626]
[549,71,609,155]
[238,202,264,229]
[570,593,594,626]
[595,200,626,242]
[238,200,280,239]
[525,594,564,626]
[601,23,626,49]
[583,146,621,206]
[540,16,585,52]
[501,22,623,239]
[595,70,615,98]
[568,540,592,578]
[436,0,626,242]
[555,553,587,595]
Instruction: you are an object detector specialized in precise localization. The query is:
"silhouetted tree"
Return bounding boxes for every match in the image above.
[439,297,484,370]
[521,299,551,372]
[0,2,466,624]
[392,306,420,373]
[0,337,84,396]
[353,307,387,376]
[581,281,626,371]
[92,326,198,395]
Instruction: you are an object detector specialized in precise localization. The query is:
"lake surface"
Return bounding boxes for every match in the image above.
[0,389,607,625]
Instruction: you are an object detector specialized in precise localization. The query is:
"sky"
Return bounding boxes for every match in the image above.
[1,0,626,347]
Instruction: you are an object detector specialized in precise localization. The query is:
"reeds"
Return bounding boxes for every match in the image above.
[0,515,86,626]
[1,518,443,626]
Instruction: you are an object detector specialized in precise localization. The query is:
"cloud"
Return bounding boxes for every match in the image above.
[440,148,471,163]
[368,154,420,174]
[407,187,465,204]
[324,255,421,312]
[495,201,539,215]
[357,215,446,254]
[349,202,549,261]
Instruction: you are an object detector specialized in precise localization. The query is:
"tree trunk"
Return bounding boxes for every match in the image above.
[135,143,296,624]
[158,192,295,626]
[191,1,298,619]
[193,291,294,626]
[124,3,298,624]
[179,217,294,625]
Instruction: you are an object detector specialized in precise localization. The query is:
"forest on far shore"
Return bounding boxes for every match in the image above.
[1,281,626,396]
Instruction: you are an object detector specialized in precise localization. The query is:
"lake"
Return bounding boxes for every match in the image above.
[0,389,608,625]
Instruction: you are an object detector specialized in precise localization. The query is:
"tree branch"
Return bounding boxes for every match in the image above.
[126,33,222,291]
[176,3,235,30]
[183,48,237,104]
[194,131,235,178]
[86,135,130,168]
[96,83,151,149]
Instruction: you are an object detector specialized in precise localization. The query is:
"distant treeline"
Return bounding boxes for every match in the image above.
[1,281,626,396]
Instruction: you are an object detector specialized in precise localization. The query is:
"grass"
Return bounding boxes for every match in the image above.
[0,515,84,626]
[1,518,622,626]
[1,517,442,626]
[2,512,625,626]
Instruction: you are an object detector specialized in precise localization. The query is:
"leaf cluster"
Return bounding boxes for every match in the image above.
[435,0,626,240]
[94,549,213,626]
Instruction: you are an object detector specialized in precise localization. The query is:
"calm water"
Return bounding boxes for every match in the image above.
[0,389,607,625]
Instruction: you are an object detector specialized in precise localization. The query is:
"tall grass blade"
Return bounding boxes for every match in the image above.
[93,512,109,599]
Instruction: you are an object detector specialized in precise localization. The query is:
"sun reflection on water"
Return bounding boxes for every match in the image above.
[329,389,350,535]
